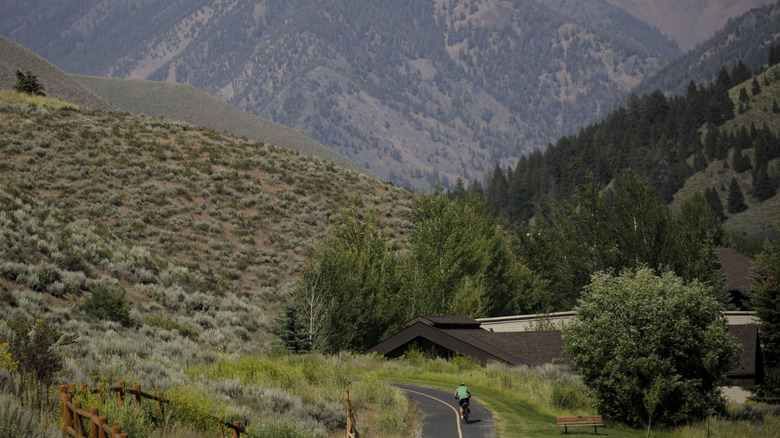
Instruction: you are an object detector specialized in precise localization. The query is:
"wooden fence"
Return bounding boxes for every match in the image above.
[345,389,356,438]
[59,380,246,438]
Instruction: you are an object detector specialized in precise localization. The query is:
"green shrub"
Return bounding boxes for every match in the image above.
[246,420,316,438]
[550,381,591,410]
[80,283,134,327]
[97,395,155,437]
[166,385,221,431]
[144,312,199,341]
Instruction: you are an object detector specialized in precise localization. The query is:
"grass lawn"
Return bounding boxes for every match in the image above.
[383,377,702,438]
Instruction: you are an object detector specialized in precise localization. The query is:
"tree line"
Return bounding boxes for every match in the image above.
[279,169,727,353]
[458,48,780,225]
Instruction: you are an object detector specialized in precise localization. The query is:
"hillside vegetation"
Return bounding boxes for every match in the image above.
[0,0,683,189]
[69,74,372,176]
[0,92,418,436]
[476,60,780,247]
[0,92,414,352]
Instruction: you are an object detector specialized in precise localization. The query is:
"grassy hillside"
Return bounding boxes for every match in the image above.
[69,74,373,177]
[0,91,413,348]
[0,91,416,435]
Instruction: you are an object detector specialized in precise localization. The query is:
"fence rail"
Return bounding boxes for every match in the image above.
[60,385,126,438]
[59,381,246,438]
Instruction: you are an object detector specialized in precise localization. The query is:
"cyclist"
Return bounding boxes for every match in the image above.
[454,383,471,422]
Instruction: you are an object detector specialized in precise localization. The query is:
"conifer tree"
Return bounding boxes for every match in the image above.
[13,70,45,96]
[752,77,762,95]
[704,187,726,220]
[752,165,777,201]
[727,178,748,213]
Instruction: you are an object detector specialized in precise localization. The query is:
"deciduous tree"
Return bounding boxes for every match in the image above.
[563,268,738,428]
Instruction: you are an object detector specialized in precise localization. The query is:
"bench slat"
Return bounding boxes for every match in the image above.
[557,415,603,425]
[557,415,603,435]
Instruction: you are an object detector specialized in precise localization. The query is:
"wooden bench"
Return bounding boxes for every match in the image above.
[557,415,603,434]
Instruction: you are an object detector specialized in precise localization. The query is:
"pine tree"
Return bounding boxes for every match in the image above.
[752,165,777,201]
[731,151,752,174]
[704,187,726,220]
[13,70,46,96]
[731,60,752,85]
[726,178,747,213]
[739,87,750,103]
[752,78,762,96]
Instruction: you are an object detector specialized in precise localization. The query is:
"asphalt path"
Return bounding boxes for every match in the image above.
[394,383,495,438]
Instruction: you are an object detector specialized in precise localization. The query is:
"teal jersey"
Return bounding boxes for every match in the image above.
[455,385,470,399]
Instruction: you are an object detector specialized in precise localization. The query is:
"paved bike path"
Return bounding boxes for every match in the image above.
[394,383,495,438]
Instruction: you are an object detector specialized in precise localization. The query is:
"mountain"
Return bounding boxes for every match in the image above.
[634,3,780,96]
[1,0,685,190]
[476,58,780,247]
[607,0,777,52]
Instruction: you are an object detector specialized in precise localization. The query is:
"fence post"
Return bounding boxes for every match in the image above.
[156,391,164,420]
[345,389,356,438]
[234,420,241,438]
[111,425,121,437]
[62,392,73,435]
[89,408,99,438]
[117,381,125,407]
[59,385,69,433]
[133,383,141,406]
[98,415,107,438]
[74,401,83,436]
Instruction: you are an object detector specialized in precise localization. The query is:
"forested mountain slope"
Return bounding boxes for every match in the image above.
[476,55,780,246]
[0,0,682,189]
[634,3,780,96]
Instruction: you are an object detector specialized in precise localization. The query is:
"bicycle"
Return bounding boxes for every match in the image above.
[459,398,470,424]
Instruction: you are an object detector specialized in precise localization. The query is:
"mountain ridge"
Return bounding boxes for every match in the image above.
[0,0,691,189]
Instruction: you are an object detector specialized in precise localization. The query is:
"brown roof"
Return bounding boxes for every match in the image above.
[366,316,761,385]
[715,248,754,292]
[405,315,482,328]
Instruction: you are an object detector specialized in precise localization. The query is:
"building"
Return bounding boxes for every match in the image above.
[366,313,761,386]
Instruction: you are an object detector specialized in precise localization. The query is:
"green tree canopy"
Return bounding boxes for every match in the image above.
[522,170,724,310]
[283,192,545,352]
[287,208,402,353]
[402,189,543,318]
[13,70,46,96]
[563,268,738,428]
